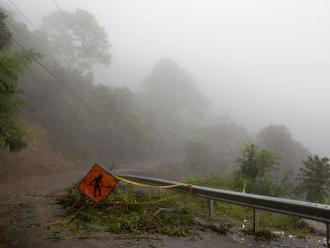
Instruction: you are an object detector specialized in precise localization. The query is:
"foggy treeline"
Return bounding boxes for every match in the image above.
[0,6,313,179]
[4,5,330,248]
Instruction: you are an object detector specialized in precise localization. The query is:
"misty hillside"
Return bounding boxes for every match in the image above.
[2,2,330,248]
[0,5,313,178]
[0,120,82,181]
[1,0,330,206]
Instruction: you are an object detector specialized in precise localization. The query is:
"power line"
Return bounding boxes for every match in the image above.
[50,0,73,29]
[10,36,61,83]
[6,0,39,32]
[49,0,109,74]
[2,4,89,102]
[4,19,68,86]
[50,0,93,59]
[5,19,33,43]
[4,0,105,99]
[5,0,65,61]
[2,1,94,145]
[9,35,92,107]
[50,0,110,81]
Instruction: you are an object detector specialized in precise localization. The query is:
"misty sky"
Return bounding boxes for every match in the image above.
[3,0,330,155]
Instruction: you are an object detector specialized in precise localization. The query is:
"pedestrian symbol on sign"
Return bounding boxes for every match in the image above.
[79,164,118,202]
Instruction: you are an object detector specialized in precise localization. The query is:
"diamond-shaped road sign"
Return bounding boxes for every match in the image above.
[79,164,118,202]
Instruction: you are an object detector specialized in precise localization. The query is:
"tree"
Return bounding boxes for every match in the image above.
[257,125,310,175]
[143,58,208,120]
[22,62,153,161]
[296,156,330,203]
[0,11,11,49]
[0,10,37,151]
[141,58,208,157]
[4,7,152,162]
[184,123,249,173]
[237,144,278,179]
[184,140,212,173]
[41,8,111,75]
[235,144,281,195]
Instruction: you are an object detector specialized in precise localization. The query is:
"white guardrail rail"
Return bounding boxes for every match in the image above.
[118,174,330,247]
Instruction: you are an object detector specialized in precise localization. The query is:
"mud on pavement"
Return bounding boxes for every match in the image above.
[0,173,327,248]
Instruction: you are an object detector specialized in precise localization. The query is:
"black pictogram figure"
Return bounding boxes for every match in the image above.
[90,174,104,197]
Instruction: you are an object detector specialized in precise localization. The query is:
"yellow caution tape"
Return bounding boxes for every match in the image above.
[49,206,86,225]
[111,174,184,189]
[111,195,179,206]
[49,217,75,225]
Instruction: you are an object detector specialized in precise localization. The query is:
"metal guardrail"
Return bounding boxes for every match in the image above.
[118,174,330,246]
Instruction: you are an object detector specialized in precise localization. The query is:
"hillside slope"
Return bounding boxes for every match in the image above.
[0,120,83,181]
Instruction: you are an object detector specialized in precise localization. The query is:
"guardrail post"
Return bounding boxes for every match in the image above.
[208,199,214,217]
[253,208,259,233]
[118,174,330,234]
[326,223,330,248]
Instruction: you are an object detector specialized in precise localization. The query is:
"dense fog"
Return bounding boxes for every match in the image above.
[5,0,329,155]
[3,2,330,246]
[1,0,329,180]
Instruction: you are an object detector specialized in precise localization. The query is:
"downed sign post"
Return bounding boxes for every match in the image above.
[79,164,182,203]
[79,164,118,202]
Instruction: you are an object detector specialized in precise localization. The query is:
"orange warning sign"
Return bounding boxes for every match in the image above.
[79,164,118,202]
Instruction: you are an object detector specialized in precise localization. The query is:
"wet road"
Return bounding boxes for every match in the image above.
[0,171,327,248]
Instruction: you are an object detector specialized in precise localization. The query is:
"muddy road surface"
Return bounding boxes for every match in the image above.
[0,171,327,248]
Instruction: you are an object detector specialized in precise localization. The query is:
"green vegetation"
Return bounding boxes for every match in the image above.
[1,7,318,184]
[234,143,287,196]
[0,10,38,152]
[2,4,330,209]
[236,144,279,180]
[4,7,154,162]
[296,156,330,203]
[41,8,111,74]
[184,124,249,174]
[3,6,209,162]
[185,174,235,189]
[184,174,313,236]
[256,125,310,175]
[141,58,209,157]
[58,174,313,239]
[58,185,195,236]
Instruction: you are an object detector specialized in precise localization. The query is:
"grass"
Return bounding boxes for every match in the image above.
[57,174,315,239]
[183,174,314,237]
[184,174,235,189]
[57,185,195,237]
